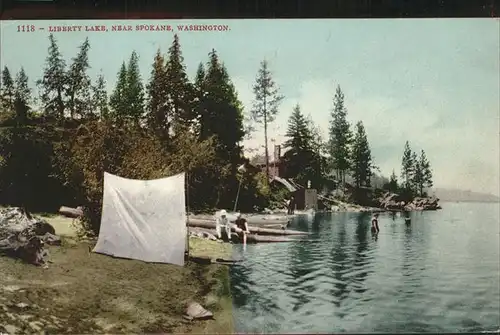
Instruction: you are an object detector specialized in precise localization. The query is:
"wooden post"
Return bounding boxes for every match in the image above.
[185,172,190,260]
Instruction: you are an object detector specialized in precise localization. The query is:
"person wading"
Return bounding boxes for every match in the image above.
[371,213,380,234]
[287,195,296,215]
[234,212,250,247]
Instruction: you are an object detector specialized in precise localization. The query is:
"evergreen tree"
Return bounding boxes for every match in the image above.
[92,74,109,120]
[191,62,206,137]
[306,114,326,157]
[328,85,352,187]
[388,169,398,192]
[401,141,414,190]
[1,66,15,114]
[201,49,245,164]
[307,114,329,181]
[38,34,66,119]
[196,49,245,209]
[109,62,128,122]
[13,67,31,125]
[350,121,373,187]
[146,49,169,138]
[283,104,320,186]
[410,151,419,193]
[420,150,433,195]
[164,34,194,134]
[249,60,284,180]
[284,104,312,152]
[125,51,145,124]
[66,37,91,119]
[412,157,423,196]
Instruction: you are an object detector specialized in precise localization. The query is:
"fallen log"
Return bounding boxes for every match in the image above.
[189,214,291,226]
[188,227,300,244]
[59,206,83,218]
[187,218,308,236]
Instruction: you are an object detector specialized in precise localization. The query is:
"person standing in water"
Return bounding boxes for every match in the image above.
[404,210,411,224]
[234,213,250,246]
[287,195,296,215]
[371,213,380,234]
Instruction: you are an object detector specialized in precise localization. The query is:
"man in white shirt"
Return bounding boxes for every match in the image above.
[215,209,232,241]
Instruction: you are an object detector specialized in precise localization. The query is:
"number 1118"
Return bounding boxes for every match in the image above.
[17,25,36,32]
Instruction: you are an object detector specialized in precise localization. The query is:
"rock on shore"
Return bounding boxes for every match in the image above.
[377,192,441,211]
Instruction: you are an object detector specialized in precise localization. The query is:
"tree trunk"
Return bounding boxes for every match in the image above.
[57,89,64,119]
[264,99,270,183]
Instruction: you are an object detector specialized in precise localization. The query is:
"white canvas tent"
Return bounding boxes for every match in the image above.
[93,172,187,266]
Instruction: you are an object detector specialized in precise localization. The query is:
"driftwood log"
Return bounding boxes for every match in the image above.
[0,207,60,265]
[189,214,291,226]
[59,206,84,218]
[187,218,308,236]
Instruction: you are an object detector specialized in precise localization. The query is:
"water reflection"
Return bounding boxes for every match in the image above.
[230,205,500,333]
[352,214,372,295]
[287,229,315,313]
[329,214,348,308]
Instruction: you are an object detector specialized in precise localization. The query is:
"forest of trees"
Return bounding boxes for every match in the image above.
[396,141,433,197]
[0,33,434,232]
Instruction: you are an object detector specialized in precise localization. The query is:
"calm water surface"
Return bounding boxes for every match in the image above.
[230,202,500,333]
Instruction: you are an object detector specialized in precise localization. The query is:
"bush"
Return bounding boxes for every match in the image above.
[0,116,271,235]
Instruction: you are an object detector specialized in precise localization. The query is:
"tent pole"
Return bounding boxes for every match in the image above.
[233,178,243,212]
[186,171,190,260]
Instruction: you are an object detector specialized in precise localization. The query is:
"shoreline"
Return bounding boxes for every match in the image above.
[0,213,234,334]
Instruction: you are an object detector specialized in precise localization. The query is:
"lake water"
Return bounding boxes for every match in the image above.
[230,202,500,333]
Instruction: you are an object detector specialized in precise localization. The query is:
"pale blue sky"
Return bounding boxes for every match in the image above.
[1,19,499,195]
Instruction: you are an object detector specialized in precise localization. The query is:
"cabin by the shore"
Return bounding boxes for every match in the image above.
[248,145,318,210]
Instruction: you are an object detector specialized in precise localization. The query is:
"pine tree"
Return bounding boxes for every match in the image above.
[388,169,398,192]
[1,66,15,114]
[350,121,373,187]
[306,114,325,157]
[92,74,109,120]
[249,60,284,181]
[66,37,91,119]
[109,62,128,122]
[420,150,433,195]
[202,49,245,164]
[13,67,31,125]
[401,141,414,190]
[197,49,245,209]
[410,151,419,193]
[125,51,145,125]
[191,62,206,137]
[328,85,352,187]
[284,104,312,152]
[164,34,194,134]
[412,157,423,196]
[283,104,320,186]
[38,34,66,119]
[146,49,169,138]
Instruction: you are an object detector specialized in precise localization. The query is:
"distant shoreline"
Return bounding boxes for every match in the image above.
[439,200,500,204]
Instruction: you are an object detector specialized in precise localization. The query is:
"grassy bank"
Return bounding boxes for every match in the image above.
[0,214,233,334]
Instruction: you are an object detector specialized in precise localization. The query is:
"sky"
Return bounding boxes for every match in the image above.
[1,19,499,195]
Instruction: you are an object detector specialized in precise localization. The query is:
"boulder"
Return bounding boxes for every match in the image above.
[376,192,441,211]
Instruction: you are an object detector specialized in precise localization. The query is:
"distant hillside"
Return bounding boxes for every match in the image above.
[432,188,500,203]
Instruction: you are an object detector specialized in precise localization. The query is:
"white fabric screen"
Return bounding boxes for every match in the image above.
[93,172,187,266]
